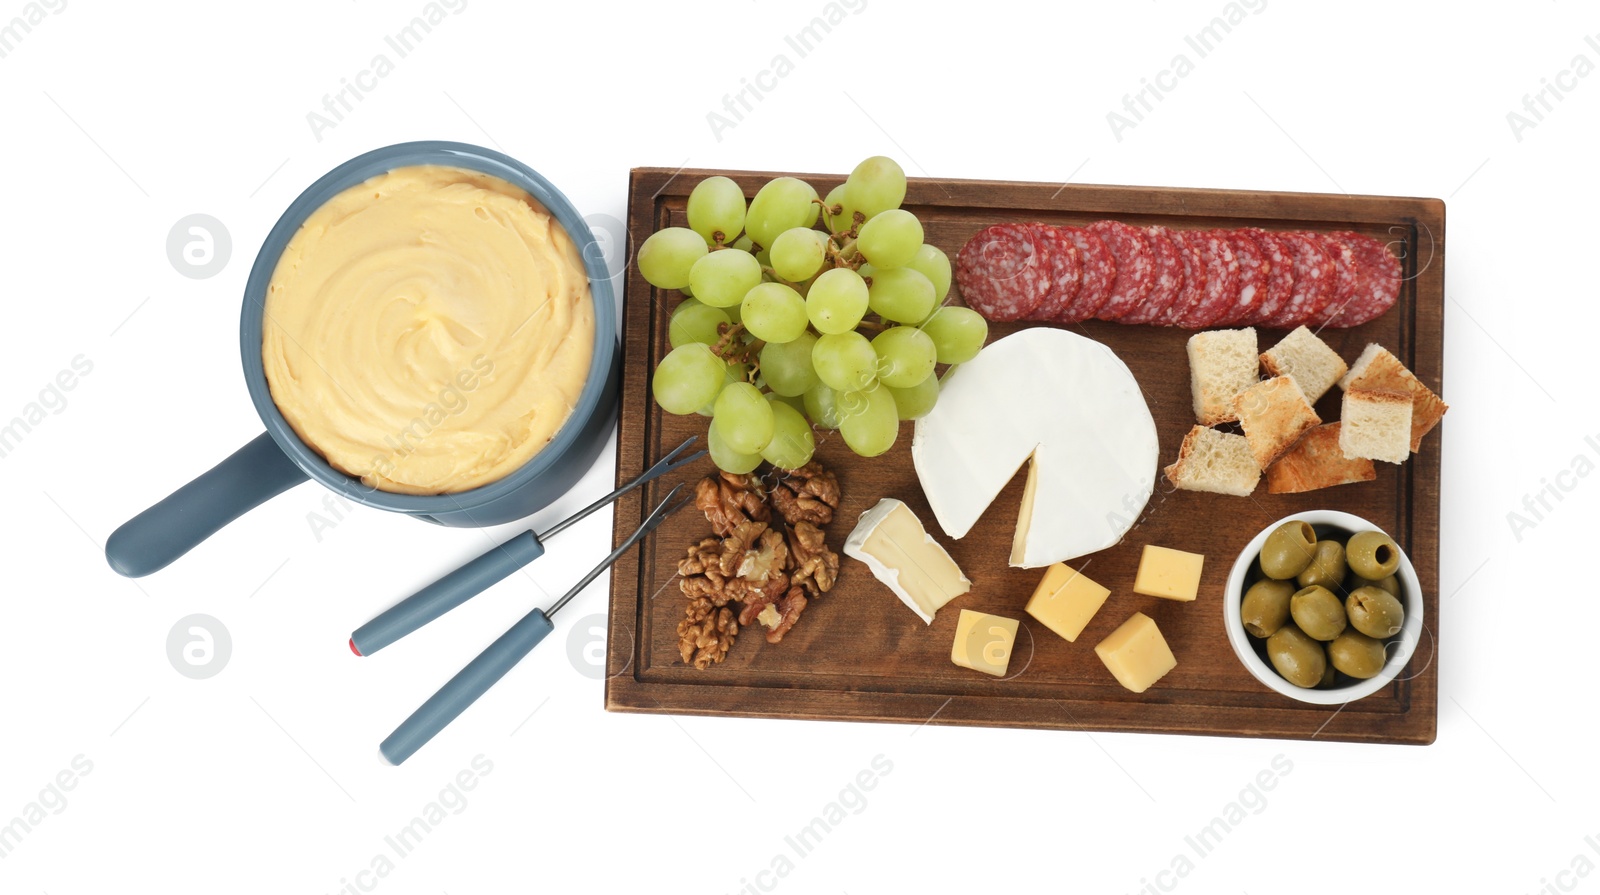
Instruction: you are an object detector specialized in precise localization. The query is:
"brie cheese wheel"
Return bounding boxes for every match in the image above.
[843,498,971,624]
[911,328,1159,568]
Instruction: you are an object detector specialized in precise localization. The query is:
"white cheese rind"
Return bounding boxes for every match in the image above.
[911,328,1160,568]
[843,498,971,624]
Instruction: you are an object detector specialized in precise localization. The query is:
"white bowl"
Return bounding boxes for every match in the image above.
[1223,510,1425,705]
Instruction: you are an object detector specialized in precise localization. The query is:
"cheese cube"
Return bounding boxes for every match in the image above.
[950,609,1020,678]
[1133,545,1205,601]
[1094,612,1177,693]
[1024,563,1110,643]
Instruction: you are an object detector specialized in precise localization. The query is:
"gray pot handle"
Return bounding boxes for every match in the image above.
[106,432,308,577]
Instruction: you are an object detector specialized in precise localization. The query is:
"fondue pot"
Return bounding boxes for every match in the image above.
[106,142,620,578]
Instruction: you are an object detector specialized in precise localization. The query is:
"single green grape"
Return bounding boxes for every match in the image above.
[888,373,940,420]
[806,268,869,334]
[713,382,775,454]
[843,156,906,221]
[741,283,808,344]
[745,177,819,248]
[867,267,936,323]
[652,343,726,414]
[688,249,762,309]
[907,243,952,301]
[759,332,819,397]
[668,299,730,348]
[638,227,707,290]
[770,227,828,282]
[837,383,899,457]
[812,331,879,392]
[686,176,747,247]
[707,416,761,474]
[872,325,937,389]
[803,382,844,430]
[918,306,988,364]
[762,398,816,469]
[822,183,859,235]
[856,209,923,270]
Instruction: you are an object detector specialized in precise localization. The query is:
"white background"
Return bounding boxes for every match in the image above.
[1,1,1592,892]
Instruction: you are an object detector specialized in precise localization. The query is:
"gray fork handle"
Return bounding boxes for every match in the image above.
[105,432,308,578]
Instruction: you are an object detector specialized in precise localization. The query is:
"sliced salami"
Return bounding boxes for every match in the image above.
[1309,232,1361,329]
[1118,226,1185,325]
[954,223,1049,322]
[1058,226,1118,320]
[1324,231,1401,328]
[1164,230,1222,329]
[1216,230,1266,326]
[1267,231,1336,329]
[1024,223,1083,322]
[1311,231,1401,329]
[1152,226,1206,326]
[1088,220,1157,321]
[1236,228,1295,326]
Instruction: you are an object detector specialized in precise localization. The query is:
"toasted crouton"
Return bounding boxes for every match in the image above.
[1164,426,1260,496]
[1261,325,1348,404]
[1266,422,1377,493]
[1187,328,1259,426]
[1339,343,1448,452]
[1234,376,1321,469]
[1340,389,1413,463]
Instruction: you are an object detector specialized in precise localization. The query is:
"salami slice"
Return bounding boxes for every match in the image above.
[1089,220,1157,321]
[1309,232,1361,329]
[1119,226,1184,325]
[1216,230,1266,326]
[1174,230,1240,328]
[1236,228,1295,326]
[1318,230,1395,329]
[1324,231,1401,328]
[1059,226,1118,320]
[955,223,1049,322]
[1024,223,1083,322]
[1152,226,1206,326]
[1267,231,1336,329]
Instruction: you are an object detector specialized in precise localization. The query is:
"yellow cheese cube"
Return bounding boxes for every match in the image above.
[1024,563,1110,643]
[1133,545,1205,601]
[1093,612,1177,693]
[950,609,1020,678]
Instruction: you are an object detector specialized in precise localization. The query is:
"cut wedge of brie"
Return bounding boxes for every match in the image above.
[911,328,1159,568]
[843,498,971,624]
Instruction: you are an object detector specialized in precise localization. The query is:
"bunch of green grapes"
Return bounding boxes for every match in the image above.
[640,157,989,473]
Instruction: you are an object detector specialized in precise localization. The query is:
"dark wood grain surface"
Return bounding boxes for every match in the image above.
[606,168,1444,746]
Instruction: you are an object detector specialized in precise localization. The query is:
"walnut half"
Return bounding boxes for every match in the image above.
[786,521,839,596]
[769,462,841,527]
[695,472,769,537]
[678,596,738,669]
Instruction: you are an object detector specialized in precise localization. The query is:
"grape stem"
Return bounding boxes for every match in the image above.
[712,322,765,382]
[712,321,746,357]
[760,267,802,289]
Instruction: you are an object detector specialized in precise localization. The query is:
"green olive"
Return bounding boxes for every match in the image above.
[1267,624,1326,688]
[1346,531,1401,580]
[1328,630,1387,679]
[1241,579,1295,638]
[1347,586,1406,639]
[1289,585,1347,641]
[1260,520,1318,580]
[1296,540,1347,591]
[1347,573,1399,596]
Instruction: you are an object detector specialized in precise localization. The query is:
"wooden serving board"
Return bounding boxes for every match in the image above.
[606,168,1444,745]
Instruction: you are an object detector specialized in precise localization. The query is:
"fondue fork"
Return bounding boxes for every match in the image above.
[379,483,691,765]
[349,436,705,657]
